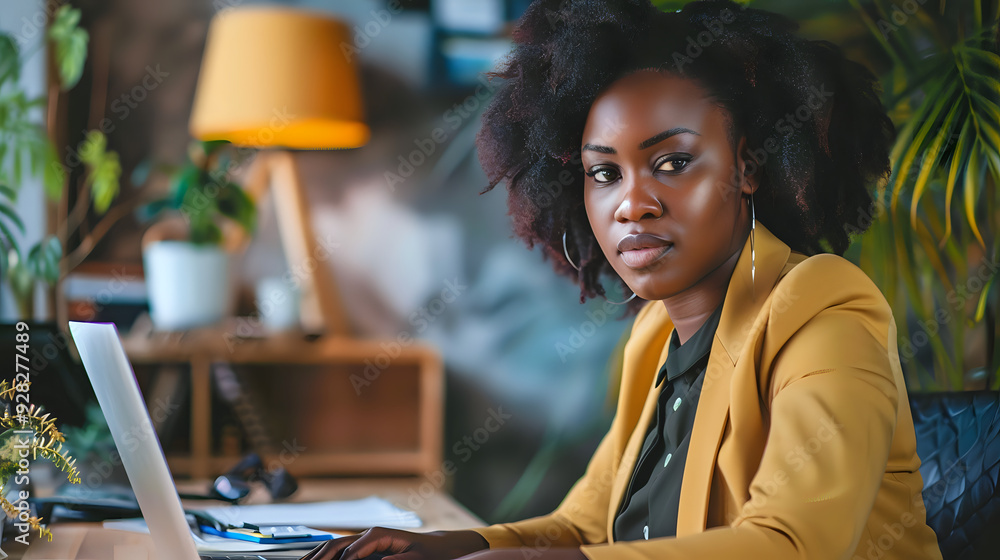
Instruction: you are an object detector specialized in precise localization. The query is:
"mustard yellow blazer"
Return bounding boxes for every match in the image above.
[470,221,943,560]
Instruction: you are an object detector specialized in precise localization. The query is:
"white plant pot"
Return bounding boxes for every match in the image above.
[143,241,231,331]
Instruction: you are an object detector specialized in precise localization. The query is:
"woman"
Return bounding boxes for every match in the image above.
[304,0,943,558]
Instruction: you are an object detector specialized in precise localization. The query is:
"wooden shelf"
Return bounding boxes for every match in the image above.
[123,319,444,479]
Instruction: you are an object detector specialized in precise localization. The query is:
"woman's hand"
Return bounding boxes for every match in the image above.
[299,527,490,560]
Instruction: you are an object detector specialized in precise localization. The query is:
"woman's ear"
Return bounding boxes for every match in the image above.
[733,135,760,197]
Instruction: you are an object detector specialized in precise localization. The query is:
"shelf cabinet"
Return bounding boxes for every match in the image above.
[122,324,444,479]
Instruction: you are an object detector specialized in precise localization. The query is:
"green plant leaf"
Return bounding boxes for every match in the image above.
[215,182,256,234]
[47,5,89,91]
[25,236,61,285]
[943,119,973,244]
[0,209,21,255]
[0,201,25,235]
[78,131,121,214]
[6,248,32,307]
[189,220,221,245]
[170,166,200,208]
[78,130,107,166]
[0,34,19,88]
[965,144,986,248]
[910,97,962,229]
[886,67,959,208]
[975,270,996,322]
[0,239,7,282]
[90,156,121,214]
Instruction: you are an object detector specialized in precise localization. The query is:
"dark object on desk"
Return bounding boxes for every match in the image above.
[910,390,1000,560]
[31,491,142,524]
[208,452,298,503]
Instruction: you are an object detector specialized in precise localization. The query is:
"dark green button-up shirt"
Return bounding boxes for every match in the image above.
[613,298,725,542]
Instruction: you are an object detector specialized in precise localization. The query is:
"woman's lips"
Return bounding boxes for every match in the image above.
[620,244,673,269]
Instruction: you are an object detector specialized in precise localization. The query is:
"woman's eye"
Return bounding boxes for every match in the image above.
[586,167,620,183]
[656,156,691,173]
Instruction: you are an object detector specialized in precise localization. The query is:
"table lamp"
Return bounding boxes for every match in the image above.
[189,6,369,336]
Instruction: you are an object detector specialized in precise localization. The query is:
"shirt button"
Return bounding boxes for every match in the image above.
[673,397,682,411]
[643,525,649,540]
[664,453,672,467]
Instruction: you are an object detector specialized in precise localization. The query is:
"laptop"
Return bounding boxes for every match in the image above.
[69,321,315,560]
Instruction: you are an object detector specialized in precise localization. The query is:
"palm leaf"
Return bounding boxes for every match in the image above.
[943,119,974,244]
[965,144,987,248]
[909,96,963,229]
[885,67,958,208]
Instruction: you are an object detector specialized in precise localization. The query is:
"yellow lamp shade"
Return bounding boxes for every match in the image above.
[190,6,369,149]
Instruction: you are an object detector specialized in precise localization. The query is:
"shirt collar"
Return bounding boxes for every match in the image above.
[656,297,726,386]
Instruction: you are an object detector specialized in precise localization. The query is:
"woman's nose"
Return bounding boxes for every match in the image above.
[615,175,663,223]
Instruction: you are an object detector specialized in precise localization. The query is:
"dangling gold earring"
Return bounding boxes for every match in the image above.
[749,191,756,298]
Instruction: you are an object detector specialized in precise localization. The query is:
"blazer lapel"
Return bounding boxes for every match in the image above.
[676,222,791,535]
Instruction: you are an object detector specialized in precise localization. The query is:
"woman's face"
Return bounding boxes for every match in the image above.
[581,70,756,302]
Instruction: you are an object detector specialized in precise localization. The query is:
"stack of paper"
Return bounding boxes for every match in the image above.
[205,496,423,530]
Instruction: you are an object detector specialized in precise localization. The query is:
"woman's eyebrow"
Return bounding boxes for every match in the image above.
[582,127,700,154]
[582,143,616,154]
[638,127,700,150]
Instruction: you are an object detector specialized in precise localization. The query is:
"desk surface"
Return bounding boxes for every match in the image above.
[11,478,485,560]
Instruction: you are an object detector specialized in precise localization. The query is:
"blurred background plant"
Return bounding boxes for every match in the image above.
[60,401,114,470]
[0,4,121,320]
[841,0,1000,392]
[136,139,256,246]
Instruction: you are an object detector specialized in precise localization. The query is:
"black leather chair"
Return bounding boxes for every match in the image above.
[909,390,1000,560]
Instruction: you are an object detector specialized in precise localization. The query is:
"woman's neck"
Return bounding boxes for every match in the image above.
[661,245,742,345]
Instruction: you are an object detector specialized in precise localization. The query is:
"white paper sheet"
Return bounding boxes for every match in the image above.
[204,496,423,530]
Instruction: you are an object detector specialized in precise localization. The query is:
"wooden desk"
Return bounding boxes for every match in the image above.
[13,478,484,560]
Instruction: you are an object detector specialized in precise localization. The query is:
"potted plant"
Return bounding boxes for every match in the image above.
[139,139,256,330]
